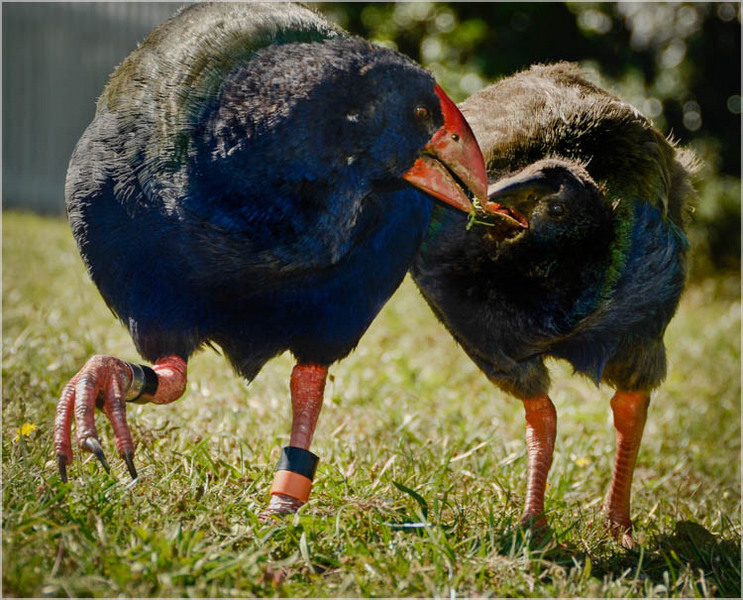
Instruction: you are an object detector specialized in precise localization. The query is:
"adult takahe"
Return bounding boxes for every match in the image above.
[55,2,487,515]
[412,63,697,546]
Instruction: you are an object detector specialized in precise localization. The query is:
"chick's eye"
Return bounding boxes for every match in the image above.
[548,202,565,218]
[414,106,429,119]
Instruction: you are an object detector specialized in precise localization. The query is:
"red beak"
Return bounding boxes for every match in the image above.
[403,84,488,213]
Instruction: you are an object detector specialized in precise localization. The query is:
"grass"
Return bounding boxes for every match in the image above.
[3,210,740,598]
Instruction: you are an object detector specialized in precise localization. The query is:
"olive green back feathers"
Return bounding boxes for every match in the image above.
[460,62,698,229]
[98,3,345,171]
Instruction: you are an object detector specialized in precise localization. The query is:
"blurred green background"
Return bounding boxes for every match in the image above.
[3,2,740,277]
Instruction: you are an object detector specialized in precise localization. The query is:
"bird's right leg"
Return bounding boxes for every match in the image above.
[263,362,328,516]
[603,390,650,548]
[54,354,187,482]
[520,396,558,532]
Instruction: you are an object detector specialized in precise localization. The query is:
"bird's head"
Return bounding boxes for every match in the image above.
[316,41,488,213]
[395,82,489,214]
[204,38,486,215]
[477,159,614,260]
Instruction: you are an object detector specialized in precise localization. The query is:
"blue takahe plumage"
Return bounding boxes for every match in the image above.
[55,2,487,515]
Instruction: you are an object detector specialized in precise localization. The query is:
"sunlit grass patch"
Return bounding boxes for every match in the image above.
[3,212,740,597]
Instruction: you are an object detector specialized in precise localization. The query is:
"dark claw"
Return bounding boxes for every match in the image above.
[82,437,110,474]
[57,455,68,483]
[123,450,138,480]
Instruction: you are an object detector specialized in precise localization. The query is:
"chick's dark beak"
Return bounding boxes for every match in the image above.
[403,84,488,213]
[481,172,558,235]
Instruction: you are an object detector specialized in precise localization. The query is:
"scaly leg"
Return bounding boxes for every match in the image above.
[264,362,328,516]
[520,396,558,532]
[604,390,650,548]
[54,354,187,482]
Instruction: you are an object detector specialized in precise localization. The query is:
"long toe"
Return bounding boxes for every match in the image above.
[102,375,137,476]
[54,380,77,478]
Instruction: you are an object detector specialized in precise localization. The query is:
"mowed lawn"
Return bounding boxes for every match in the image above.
[3,211,740,598]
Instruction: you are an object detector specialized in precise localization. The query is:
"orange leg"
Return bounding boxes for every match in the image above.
[264,362,328,516]
[520,396,557,531]
[604,390,650,547]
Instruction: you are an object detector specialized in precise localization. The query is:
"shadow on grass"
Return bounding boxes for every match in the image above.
[518,519,741,597]
[626,520,740,598]
[379,485,740,596]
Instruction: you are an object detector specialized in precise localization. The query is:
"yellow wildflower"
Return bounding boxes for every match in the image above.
[14,422,38,442]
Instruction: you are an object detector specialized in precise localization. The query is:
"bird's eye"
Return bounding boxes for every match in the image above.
[548,202,565,218]
[414,106,429,119]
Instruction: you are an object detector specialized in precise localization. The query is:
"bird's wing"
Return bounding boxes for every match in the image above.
[98,3,345,211]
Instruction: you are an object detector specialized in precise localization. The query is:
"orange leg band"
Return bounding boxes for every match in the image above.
[271,470,313,503]
[263,362,328,516]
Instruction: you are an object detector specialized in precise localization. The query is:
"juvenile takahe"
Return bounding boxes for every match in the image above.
[55,2,487,515]
[412,63,697,546]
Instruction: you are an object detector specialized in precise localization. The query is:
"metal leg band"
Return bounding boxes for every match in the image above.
[125,362,159,403]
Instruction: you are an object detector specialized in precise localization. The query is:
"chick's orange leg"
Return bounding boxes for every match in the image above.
[54,354,187,482]
[521,396,558,531]
[265,362,328,516]
[604,390,650,547]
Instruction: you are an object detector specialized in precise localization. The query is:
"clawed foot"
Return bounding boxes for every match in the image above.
[605,512,635,549]
[55,355,138,482]
[519,511,552,545]
[258,493,305,522]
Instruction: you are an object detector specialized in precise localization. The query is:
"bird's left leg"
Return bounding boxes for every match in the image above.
[520,395,558,532]
[264,362,328,516]
[604,390,650,548]
[54,354,187,482]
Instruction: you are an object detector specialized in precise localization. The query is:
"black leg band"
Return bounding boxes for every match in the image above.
[275,446,320,481]
[125,363,159,403]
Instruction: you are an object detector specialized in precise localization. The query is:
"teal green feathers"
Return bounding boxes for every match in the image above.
[99,3,344,171]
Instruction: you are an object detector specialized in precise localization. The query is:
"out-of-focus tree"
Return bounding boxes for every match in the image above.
[317,2,741,276]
